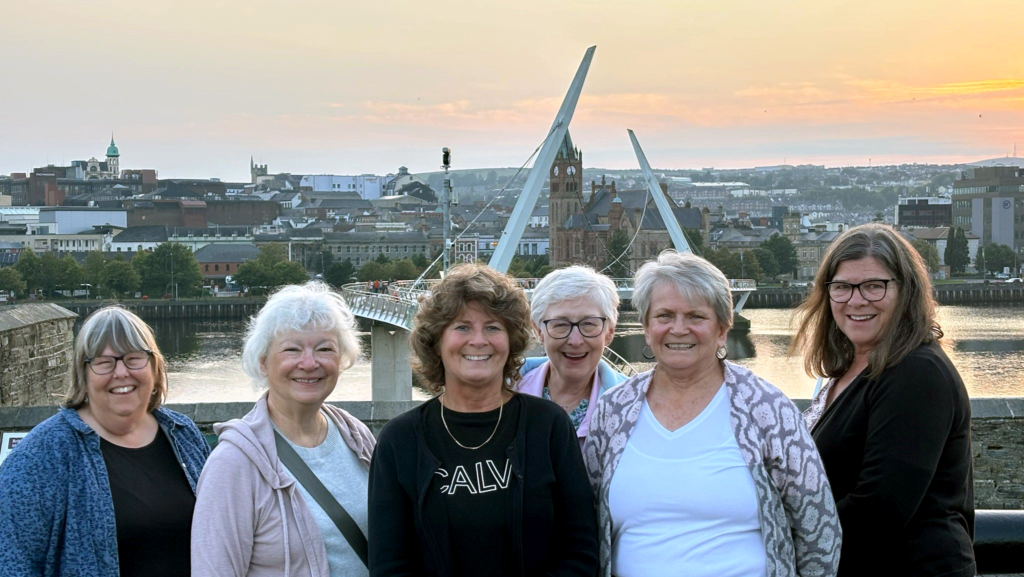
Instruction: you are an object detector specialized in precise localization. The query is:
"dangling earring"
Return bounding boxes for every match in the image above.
[642,345,655,360]
[716,345,728,360]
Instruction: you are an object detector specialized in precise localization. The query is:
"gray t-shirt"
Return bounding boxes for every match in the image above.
[280,413,369,577]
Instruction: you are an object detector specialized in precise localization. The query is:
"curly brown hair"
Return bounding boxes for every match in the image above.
[410,263,533,394]
[789,223,943,380]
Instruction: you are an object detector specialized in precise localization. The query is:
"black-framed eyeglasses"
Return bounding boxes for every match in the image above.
[825,279,897,303]
[85,350,152,375]
[541,317,607,339]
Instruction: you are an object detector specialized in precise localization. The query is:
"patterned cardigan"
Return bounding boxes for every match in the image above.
[582,361,841,577]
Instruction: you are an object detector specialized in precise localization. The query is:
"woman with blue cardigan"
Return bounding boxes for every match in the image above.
[0,307,209,577]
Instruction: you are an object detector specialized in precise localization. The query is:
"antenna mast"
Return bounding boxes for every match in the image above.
[441,147,453,273]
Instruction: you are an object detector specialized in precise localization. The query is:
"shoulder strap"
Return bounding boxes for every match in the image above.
[273,430,369,568]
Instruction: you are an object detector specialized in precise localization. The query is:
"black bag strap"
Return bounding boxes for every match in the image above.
[274,430,369,568]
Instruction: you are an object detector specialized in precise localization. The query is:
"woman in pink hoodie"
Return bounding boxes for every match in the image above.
[191,281,376,577]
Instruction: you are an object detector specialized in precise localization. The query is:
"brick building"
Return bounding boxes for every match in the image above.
[193,243,260,286]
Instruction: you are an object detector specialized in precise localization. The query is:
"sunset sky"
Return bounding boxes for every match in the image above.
[3,0,1023,181]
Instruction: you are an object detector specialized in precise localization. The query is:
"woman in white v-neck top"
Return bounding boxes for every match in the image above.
[582,251,841,577]
[609,383,765,577]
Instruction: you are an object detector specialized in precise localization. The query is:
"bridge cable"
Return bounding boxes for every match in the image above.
[410,133,549,285]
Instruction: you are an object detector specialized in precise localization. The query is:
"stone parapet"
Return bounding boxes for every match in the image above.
[0,304,78,407]
[2,398,1024,509]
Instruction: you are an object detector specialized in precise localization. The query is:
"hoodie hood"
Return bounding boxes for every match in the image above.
[213,394,294,491]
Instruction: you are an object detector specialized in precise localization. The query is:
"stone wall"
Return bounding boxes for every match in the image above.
[3,398,1024,510]
[0,304,78,406]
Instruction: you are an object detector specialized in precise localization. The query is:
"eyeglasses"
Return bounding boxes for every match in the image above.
[541,317,607,339]
[825,279,897,303]
[86,350,152,375]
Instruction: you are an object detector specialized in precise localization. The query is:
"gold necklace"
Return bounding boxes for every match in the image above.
[439,393,504,450]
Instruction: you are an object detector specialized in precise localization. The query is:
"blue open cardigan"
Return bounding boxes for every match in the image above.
[0,407,210,577]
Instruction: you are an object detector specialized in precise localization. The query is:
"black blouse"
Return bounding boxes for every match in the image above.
[811,341,975,577]
[100,428,196,577]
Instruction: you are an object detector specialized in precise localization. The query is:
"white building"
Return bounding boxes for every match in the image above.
[37,207,128,234]
[0,232,111,253]
[300,174,383,200]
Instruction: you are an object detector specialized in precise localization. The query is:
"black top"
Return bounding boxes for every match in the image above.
[811,341,975,577]
[423,395,521,577]
[368,393,598,577]
[100,428,196,577]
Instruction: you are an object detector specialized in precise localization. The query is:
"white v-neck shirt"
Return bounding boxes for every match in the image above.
[608,383,767,577]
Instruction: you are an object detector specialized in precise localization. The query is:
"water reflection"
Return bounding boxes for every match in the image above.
[75,305,1023,402]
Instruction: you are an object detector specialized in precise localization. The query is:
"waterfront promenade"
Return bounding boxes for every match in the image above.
[27,281,1024,321]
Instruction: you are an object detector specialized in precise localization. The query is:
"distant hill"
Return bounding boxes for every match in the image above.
[969,156,1023,168]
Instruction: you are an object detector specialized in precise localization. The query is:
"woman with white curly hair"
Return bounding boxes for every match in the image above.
[192,281,375,577]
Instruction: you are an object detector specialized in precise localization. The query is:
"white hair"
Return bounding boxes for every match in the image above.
[241,281,361,388]
[633,251,733,330]
[529,265,620,327]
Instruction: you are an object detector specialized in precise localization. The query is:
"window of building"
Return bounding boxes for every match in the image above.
[215,264,219,272]
[205,264,209,271]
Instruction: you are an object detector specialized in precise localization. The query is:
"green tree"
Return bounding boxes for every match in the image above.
[387,259,420,280]
[976,245,986,276]
[683,228,705,255]
[14,248,42,294]
[233,260,274,294]
[944,227,969,275]
[324,259,356,287]
[983,243,1016,274]
[38,252,63,295]
[274,261,310,286]
[752,247,779,279]
[84,250,107,294]
[760,234,798,277]
[356,261,387,283]
[411,253,429,269]
[233,245,309,295]
[0,267,26,296]
[375,253,391,265]
[101,260,141,298]
[911,239,941,273]
[137,243,203,297]
[705,248,762,280]
[257,244,289,266]
[603,229,631,278]
[57,255,85,294]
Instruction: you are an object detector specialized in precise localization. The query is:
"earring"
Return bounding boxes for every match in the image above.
[642,345,655,360]
[716,345,728,360]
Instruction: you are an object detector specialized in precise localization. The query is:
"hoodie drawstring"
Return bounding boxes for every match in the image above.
[277,491,290,577]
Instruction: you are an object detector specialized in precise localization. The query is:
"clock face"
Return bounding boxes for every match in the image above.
[567,166,577,175]
[553,166,559,176]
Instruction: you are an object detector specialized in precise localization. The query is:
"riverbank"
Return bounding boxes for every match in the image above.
[744,282,1024,308]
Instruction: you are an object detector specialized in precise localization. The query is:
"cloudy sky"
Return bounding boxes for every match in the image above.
[3,0,1023,181]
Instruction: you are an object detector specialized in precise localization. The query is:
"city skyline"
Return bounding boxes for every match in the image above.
[3,0,1023,181]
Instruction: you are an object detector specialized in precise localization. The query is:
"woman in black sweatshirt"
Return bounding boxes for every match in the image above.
[791,223,974,577]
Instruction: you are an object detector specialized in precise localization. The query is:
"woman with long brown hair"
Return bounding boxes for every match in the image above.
[792,223,974,577]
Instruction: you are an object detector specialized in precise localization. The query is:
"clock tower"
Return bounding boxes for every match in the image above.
[549,131,583,265]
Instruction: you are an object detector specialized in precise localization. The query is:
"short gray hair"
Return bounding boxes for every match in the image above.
[65,306,167,411]
[633,250,733,330]
[242,281,361,388]
[530,265,620,328]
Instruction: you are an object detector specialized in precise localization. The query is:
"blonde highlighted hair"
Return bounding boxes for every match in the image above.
[65,306,167,411]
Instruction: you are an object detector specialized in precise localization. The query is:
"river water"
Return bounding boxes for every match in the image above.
[141,305,1024,403]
